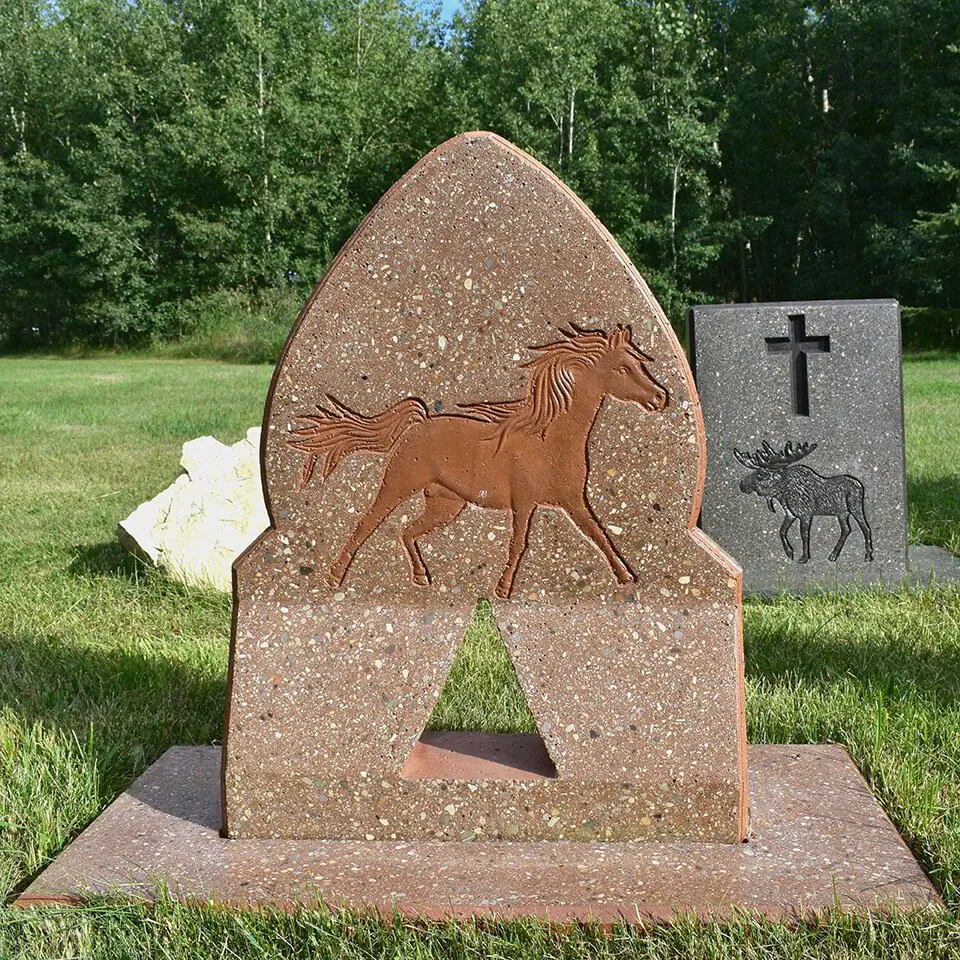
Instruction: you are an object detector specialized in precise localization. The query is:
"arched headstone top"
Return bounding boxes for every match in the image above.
[251,131,724,603]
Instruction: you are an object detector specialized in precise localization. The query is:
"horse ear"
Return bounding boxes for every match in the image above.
[614,324,653,361]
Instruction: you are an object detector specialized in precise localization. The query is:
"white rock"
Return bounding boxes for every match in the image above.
[118,427,269,592]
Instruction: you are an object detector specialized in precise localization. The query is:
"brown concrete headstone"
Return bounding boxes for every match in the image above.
[222,132,747,843]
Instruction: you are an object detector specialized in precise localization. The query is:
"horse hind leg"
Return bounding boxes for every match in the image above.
[327,469,421,588]
[401,486,466,587]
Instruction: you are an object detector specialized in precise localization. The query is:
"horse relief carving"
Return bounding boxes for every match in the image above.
[734,441,874,564]
[287,324,669,598]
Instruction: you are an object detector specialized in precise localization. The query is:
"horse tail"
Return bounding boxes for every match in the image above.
[288,396,429,491]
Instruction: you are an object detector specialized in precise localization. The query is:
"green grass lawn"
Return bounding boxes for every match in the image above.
[0,354,958,957]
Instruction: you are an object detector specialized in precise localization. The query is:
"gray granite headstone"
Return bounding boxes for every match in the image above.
[688,300,907,594]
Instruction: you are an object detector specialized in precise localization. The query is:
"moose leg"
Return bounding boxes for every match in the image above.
[495,503,535,600]
[401,485,466,586]
[829,514,852,561]
[327,473,418,588]
[798,516,812,563]
[851,501,874,561]
[779,514,797,560]
[564,500,636,584]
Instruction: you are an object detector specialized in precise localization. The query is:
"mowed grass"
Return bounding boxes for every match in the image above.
[0,354,957,957]
[905,353,960,553]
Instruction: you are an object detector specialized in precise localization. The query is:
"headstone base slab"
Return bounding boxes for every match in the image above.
[908,545,960,587]
[17,745,939,922]
[743,544,960,596]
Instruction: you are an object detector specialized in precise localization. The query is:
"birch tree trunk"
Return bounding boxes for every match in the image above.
[256,0,271,263]
[670,160,680,272]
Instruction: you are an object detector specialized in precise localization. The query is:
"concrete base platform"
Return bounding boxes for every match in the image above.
[745,544,960,597]
[17,745,939,922]
[909,544,960,586]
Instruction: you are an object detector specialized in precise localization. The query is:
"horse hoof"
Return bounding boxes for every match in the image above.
[412,573,429,587]
[798,557,809,565]
[828,554,839,562]
[326,569,346,588]
[494,583,512,599]
[616,571,637,584]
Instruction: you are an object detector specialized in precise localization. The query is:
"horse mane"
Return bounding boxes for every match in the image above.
[457,327,614,439]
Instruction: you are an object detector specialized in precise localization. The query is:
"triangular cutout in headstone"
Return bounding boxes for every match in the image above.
[424,600,537,734]
[401,600,558,781]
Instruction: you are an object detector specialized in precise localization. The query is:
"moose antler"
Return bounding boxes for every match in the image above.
[734,440,817,469]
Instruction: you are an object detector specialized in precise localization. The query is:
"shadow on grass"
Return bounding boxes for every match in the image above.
[908,475,960,545]
[744,602,960,709]
[0,629,225,801]
[67,542,227,610]
[68,541,145,581]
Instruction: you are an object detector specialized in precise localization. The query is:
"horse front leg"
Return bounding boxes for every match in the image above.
[495,503,535,599]
[564,499,635,585]
[328,468,418,588]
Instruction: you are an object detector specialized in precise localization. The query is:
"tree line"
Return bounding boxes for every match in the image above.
[2,0,959,351]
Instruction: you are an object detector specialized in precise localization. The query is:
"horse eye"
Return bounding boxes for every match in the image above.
[618,366,628,374]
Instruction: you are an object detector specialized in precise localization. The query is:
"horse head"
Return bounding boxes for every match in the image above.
[597,325,669,412]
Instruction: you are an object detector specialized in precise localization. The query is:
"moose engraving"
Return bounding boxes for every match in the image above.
[287,324,669,598]
[733,441,873,564]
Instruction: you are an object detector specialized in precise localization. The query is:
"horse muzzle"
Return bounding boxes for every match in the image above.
[647,387,669,412]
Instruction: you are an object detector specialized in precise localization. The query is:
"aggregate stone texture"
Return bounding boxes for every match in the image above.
[19,745,940,921]
[222,132,748,843]
[688,301,907,595]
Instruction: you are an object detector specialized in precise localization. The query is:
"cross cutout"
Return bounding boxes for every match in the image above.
[765,313,830,416]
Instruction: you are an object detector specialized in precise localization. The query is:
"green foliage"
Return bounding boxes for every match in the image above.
[149,288,304,363]
[711,0,960,307]
[3,0,960,348]
[902,307,960,352]
[449,0,729,320]
[0,0,445,348]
